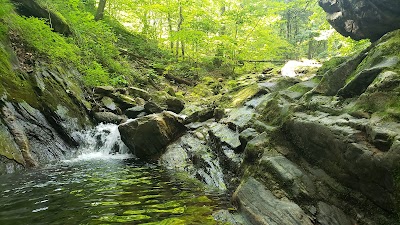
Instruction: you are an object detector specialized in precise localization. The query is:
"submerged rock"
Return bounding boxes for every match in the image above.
[119,111,186,160]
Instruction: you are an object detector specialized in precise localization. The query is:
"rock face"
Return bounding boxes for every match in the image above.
[233,178,313,225]
[319,0,400,41]
[0,58,92,174]
[118,111,186,160]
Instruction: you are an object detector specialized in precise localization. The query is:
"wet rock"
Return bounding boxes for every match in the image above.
[239,128,259,152]
[316,202,354,225]
[259,155,316,198]
[209,123,241,150]
[184,107,214,124]
[127,87,151,100]
[144,101,163,114]
[243,132,271,163]
[160,133,227,190]
[93,112,126,124]
[285,112,399,212]
[257,77,299,94]
[233,177,313,225]
[319,0,400,41]
[166,97,185,113]
[101,96,117,111]
[119,111,186,160]
[125,105,145,119]
[221,107,256,131]
[213,210,250,225]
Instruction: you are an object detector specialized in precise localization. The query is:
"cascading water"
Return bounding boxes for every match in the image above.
[69,123,132,161]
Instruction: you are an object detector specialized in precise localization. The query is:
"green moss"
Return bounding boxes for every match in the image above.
[230,84,259,107]
[0,124,24,165]
[317,56,348,76]
[257,94,293,126]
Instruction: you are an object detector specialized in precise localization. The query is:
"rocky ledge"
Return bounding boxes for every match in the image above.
[319,0,400,41]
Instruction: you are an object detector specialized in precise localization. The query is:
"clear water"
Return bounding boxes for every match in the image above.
[0,124,230,225]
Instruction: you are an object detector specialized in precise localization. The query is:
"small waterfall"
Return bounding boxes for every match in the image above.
[68,123,132,161]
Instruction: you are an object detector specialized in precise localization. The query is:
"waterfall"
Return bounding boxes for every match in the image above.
[68,123,132,161]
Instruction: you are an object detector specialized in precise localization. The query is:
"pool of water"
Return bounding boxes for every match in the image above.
[0,157,230,225]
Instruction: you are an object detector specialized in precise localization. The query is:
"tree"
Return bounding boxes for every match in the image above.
[95,0,107,21]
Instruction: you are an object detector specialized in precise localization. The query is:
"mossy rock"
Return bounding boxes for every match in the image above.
[0,123,24,165]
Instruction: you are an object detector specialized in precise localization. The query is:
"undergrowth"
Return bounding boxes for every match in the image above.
[0,0,169,87]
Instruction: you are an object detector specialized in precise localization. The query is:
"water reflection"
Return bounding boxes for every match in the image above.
[0,158,229,225]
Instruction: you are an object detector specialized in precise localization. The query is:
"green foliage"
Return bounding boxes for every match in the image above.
[10,15,80,64]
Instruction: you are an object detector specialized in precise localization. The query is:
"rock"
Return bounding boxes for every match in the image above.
[338,56,399,98]
[316,202,354,225]
[127,87,151,100]
[93,112,126,124]
[259,155,316,198]
[221,107,256,131]
[213,108,225,121]
[166,97,185,113]
[111,93,136,110]
[208,123,241,150]
[213,210,250,225]
[319,0,400,41]
[135,97,146,105]
[239,128,259,152]
[124,105,145,119]
[244,132,276,163]
[184,107,214,124]
[257,77,299,93]
[285,112,399,212]
[160,133,227,190]
[101,96,117,111]
[232,177,313,225]
[119,111,186,160]
[94,86,115,96]
[313,48,369,96]
[144,101,163,114]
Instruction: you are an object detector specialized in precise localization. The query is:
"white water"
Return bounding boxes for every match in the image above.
[67,123,132,161]
[281,59,321,77]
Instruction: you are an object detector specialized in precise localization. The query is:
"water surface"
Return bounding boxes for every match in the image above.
[0,156,229,225]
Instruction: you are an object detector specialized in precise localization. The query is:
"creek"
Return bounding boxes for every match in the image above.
[0,124,229,225]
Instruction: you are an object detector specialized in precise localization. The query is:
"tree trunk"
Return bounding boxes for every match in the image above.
[168,12,174,53]
[181,41,185,59]
[94,0,107,21]
[176,3,184,58]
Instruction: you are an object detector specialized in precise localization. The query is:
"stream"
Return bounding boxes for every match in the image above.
[0,124,229,225]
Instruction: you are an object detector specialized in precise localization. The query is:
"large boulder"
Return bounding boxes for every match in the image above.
[118,111,186,160]
[319,0,400,41]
